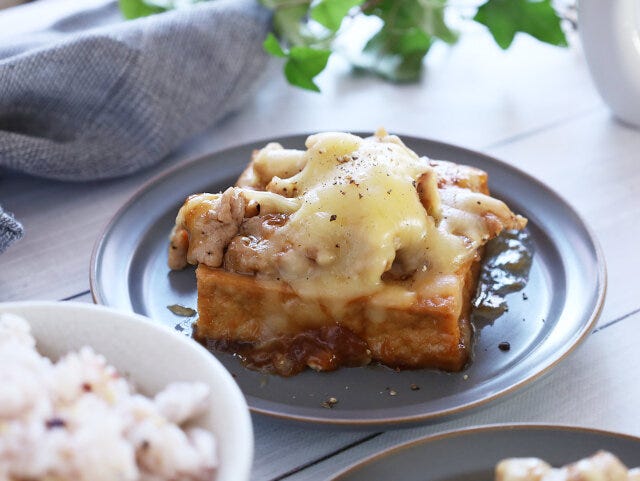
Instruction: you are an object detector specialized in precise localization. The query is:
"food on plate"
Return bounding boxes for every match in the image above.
[496,451,640,481]
[168,129,527,376]
[0,313,217,481]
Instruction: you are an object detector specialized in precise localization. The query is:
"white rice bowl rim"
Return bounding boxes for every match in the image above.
[0,301,253,481]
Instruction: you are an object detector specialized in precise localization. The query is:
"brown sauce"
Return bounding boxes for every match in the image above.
[195,325,371,377]
[192,229,533,376]
[472,228,533,322]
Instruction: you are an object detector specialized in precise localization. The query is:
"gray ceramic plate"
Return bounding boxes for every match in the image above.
[91,133,605,428]
[330,424,640,480]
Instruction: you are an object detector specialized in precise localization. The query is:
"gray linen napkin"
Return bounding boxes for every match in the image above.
[0,0,271,254]
[0,207,23,255]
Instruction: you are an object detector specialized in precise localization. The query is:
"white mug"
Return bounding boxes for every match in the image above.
[579,0,640,127]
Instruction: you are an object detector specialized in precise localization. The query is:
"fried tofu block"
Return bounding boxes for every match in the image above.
[170,130,527,376]
[195,253,479,375]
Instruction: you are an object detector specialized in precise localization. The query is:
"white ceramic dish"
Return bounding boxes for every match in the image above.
[0,301,253,481]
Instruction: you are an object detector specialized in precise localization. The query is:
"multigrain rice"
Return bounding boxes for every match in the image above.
[0,313,218,481]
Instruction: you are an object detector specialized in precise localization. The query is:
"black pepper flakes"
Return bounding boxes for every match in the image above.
[45,418,66,429]
[330,214,337,221]
[498,341,511,351]
[522,292,528,300]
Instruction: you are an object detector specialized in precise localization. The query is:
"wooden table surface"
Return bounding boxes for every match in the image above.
[2,2,640,480]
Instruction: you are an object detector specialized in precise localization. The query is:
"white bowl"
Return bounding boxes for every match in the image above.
[0,301,253,481]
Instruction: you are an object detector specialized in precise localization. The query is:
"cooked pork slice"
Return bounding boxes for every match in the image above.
[169,187,247,270]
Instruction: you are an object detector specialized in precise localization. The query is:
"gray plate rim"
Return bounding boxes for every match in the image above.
[330,423,640,480]
[90,132,607,427]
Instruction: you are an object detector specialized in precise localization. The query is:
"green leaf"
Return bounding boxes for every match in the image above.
[474,0,568,50]
[119,0,167,19]
[354,27,432,81]
[272,2,312,46]
[263,32,287,58]
[284,46,331,92]
[362,0,456,43]
[419,0,458,44]
[356,0,455,81]
[311,0,363,32]
[395,27,432,56]
[260,1,333,90]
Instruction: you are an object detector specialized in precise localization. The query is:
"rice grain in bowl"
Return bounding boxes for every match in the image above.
[0,301,253,481]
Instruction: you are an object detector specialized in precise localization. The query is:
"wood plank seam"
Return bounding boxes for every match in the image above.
[60,290,91,301]
[483,106,603,151]
[592,307,640,333]
[271,432,381,481]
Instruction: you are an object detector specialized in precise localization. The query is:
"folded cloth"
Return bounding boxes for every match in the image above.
[0,0,271,254]
[0,207,23,255]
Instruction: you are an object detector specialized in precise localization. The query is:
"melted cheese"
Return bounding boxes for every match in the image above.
[263,131,468,300]
[171,129,527,307]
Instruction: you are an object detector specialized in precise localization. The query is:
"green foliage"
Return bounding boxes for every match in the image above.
[264,33,331,91]
[271,2,312,47]
[474,0,568,49]
[119,0,166,19]
[354,0,455,81]
[119,0,569,91]
[285,46,332,92]
[119,0,207,19]
[354,27,433,82]
[263,32,286,57]
[311,0,363,32]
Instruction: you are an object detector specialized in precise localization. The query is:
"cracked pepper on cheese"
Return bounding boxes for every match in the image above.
[169,129,527,376]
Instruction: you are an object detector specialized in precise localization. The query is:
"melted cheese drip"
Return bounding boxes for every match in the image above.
[265,131,468,300]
